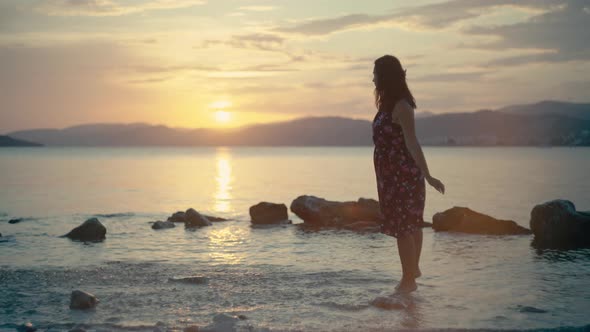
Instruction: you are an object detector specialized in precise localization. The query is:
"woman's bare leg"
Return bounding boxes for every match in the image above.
[413,228,423,278]
[395,233,417,292]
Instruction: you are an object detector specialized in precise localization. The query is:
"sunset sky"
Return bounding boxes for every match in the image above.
[1,0,589,132]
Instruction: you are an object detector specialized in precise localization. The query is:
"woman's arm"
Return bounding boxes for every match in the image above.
[394,101,445,194]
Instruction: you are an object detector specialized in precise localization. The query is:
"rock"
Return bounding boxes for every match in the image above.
[530,199,590,249]
[249,202,291,224]
[17,322,37,332]
[9,218,23,224]
[168,210,228,223]
[151,220,176,230]
[167,211,186,222]
[168,276,208,284]
[64,218,107,242]
[184,208,212,228]
[421,221,433,228]
[203,214,229,222]
[290,195,383,227]
[432,207,531,235]
[69,290,99,309]
[517,305,547,313]
[199,313,240,332]
[0,232,2,237]
[183,326,200,332]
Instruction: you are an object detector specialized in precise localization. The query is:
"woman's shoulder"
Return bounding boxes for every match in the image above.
[394,98,413,111]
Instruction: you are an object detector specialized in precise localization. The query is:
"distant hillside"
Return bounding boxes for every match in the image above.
[7,101,590,146]
[498,100,590,120]
[0,135,42,147]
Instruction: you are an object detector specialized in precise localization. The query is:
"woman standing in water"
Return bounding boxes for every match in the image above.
[372,55,445,293]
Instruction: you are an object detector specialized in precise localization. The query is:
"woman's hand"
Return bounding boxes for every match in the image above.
[426,175,445,194]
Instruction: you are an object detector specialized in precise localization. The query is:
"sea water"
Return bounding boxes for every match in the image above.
[1,147,589,331]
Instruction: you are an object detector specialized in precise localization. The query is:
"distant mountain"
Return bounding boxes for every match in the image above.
[498,100,590,120]
[7,101,590,146]
[0,135,42,147]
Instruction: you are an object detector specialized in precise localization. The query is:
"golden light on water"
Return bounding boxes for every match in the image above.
[213,147,233,213]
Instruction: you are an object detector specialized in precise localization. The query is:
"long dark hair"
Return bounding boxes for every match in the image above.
[373,55,416,111]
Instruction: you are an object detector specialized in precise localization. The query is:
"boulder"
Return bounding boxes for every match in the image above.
[64,218,107,242]
[168,210,228,223]
[152,220,176,230]
[432,207,531,235]
[184,208,212,228]
[9,218,23,224]
[167,211,186,222]
[168,276,208,284]
[290,195,383,227]
[200,313,241,332]
[249,202,291,224]
[203,215,229,222]
[17,322,37,332]
[530,199,590,249]
[69,290,99,309]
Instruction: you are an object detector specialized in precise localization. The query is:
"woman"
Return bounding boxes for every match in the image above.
[372,55,445,293]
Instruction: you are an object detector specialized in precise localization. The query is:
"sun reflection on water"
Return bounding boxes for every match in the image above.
[213,147,233,213]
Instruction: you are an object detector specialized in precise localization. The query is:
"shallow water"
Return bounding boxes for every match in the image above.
[1,147,589,331]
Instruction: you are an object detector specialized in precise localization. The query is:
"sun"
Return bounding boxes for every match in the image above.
[215,110,231,123]
[210,100,233,124]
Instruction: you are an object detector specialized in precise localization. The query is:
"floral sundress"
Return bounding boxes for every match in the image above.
[372,105,426,238]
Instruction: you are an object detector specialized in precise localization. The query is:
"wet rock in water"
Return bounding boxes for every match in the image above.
[63,218,107,242]
[168,276,208,284]
[249,202,291,225]
[184,208,212,228]
[17,322,37,332]
[421,221,433,228]
[168,211,186,222]
[151,220,176,230]
[530,199,590,249]
[290,195,383,228]
[69,290,99,309]
[432,207,531,235]
[203,214,229,222]
[9,218,24,224]
[517,305,547,313]
[168,210,228,223]
[199,313,241,332]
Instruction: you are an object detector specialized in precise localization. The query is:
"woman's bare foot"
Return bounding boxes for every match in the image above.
[394,278,417,293]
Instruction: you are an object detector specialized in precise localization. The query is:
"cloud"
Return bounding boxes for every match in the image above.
[35,0,206,17]
[238,6,275,12]
[202,33,285,52]
[413,71,490,82]
[463,0,590,65]
[272,0,561,36]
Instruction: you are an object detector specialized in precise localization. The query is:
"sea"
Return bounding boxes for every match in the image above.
[1,146,589,331]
